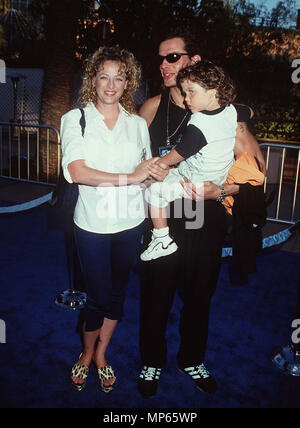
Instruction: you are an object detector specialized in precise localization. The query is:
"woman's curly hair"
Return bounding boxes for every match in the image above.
[77,46,141,114]
[177,61,237,107]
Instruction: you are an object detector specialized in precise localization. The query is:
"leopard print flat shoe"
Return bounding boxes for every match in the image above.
[96,365,116,393]
[70,353,89,392]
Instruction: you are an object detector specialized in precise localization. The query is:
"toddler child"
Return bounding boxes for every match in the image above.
[141,61,253,261]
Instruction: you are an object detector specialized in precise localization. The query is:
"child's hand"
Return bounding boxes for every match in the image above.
[148,160,169,182]
[149,157,169,171]
[149,157,161,165]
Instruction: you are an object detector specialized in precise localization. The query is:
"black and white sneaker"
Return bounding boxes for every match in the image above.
[140,234,178,261]
[178,363,218,394]
[138,366,162,397]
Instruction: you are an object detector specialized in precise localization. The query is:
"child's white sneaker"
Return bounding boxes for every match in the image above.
[140,233,178,261]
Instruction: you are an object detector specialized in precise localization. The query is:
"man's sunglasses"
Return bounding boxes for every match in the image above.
[158,53,190,64]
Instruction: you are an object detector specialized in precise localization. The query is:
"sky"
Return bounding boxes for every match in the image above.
[248,0,300,27]
[251,0,300,11]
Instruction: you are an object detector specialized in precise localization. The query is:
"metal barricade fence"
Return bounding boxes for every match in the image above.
[0,124,299,224]
[0,122,61,186]
[259,139,300,225]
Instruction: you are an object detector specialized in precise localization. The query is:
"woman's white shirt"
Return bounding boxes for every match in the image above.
[61,102,151,234]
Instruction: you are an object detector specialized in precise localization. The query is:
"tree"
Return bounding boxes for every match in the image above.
[0,24,7,56]
[268,0,297,29]
[0,6,37,65]
[0,0,9,15]
[98,0,199,93]
[38,0,85,180]
[196,0,236,60]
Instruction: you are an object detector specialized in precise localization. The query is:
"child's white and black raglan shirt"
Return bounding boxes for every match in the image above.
[175,104,252,186]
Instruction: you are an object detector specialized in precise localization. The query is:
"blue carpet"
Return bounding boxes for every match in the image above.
[0,206,300,408]
[0,200,15,207]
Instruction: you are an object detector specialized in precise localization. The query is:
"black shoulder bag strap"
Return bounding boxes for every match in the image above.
[79,108,86,137]
[52,108,86,212]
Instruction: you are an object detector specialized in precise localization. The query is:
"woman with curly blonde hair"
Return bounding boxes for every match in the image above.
[78,46,140,114]
[61,46,168,393]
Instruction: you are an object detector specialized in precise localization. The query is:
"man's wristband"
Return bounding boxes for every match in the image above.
[216,186,226,203]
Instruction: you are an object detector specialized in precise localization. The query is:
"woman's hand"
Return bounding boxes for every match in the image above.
[180,179,220,201]
[130,159,152,184]
[148,158,170,182]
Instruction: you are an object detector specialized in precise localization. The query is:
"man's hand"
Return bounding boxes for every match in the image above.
[180,180,240,201]
[180,180,220,201]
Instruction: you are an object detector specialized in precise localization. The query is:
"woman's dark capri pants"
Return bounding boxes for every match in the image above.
[74,222,143,332]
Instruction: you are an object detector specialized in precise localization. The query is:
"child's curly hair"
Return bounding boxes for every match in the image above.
[177,61,237,107]
[77,46,141,114]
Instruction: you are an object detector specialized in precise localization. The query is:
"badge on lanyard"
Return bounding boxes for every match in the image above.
[159,145,176,158]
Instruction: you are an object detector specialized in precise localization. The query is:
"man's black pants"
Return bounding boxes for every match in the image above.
[139,200,227,368]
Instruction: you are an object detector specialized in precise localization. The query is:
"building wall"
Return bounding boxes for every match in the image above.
[0,68,44,124]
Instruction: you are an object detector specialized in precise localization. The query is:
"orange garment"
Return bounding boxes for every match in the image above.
[223,152,265,215]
